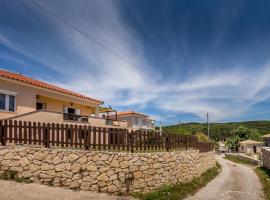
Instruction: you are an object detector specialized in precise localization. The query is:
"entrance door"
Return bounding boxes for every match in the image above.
[253,146,257,153]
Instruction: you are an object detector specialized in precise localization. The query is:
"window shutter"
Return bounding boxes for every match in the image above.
[75,108,81,115]
[63,106,68,113]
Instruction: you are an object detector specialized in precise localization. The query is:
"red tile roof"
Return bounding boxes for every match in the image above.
[0,69,103,104]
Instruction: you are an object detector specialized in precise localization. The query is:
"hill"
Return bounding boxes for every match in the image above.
[164,120,270,141]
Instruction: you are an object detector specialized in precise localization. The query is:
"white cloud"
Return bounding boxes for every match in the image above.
[1,1,270,122]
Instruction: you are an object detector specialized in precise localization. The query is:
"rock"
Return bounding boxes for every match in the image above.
[68,154,79,162]
[62,171,73,179]
[69,181,80,189]
[108,184,118,193]
[52,156,62,165]
[120,161,129,169]
[41,163,50,171]
[133,171,143,179]
[34,152,46,161]
[71,163,81,173]
[110,159,119,168]
[10,166,23,173]
[77,156,87,164]
[86,164,97,172]
[80,182,90,190]
[22,171,31,178]
[55,163,66,172]
[97,173,108,182]
[20,158,30,167]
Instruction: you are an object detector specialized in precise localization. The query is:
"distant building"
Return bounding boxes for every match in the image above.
[238,139,264,154]
[218,141,228,153]
[262,134,270,147]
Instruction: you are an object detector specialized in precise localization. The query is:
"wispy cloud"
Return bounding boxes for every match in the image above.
[1,0,270,123]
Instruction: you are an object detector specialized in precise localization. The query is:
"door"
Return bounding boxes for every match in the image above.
[253,146,257,153]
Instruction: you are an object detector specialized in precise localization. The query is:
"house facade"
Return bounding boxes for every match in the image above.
[0,70,126,128]
[238,139,264,154]
[104,110,155,130]
[262,134,270,147]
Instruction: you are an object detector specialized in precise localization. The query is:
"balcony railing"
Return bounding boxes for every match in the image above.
[63,113,89,122]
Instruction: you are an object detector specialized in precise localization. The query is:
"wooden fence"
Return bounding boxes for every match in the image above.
[0,120,214,153]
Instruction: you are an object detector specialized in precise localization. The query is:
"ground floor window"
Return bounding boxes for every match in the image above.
[0,90,16,112]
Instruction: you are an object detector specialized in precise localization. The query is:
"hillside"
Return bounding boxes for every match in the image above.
[164,120,270,141]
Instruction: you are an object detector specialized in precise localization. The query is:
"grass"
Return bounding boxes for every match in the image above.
[224,155,257,167]
[134,162,221,200]
[255,167,270,200]
[0,170,33,183]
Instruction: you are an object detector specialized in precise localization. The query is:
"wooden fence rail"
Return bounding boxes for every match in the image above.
[0,120,214,153]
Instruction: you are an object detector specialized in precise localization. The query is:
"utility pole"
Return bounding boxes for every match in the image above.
[207,113,210,139]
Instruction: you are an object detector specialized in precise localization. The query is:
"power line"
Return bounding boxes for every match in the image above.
[28,0,157,82]
[28,0,205,114]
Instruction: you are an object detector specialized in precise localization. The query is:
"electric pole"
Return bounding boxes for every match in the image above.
[207,113,210,139]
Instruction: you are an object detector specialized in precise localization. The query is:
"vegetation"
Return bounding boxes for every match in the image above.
[164,120,270,150]
[0,170,33,183]
[255,167,270,200]
[224,154,257,167]
[134,162,221,200]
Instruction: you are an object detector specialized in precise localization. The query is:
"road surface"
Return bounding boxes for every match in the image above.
[185,155,264,200]
[0,180,134,200]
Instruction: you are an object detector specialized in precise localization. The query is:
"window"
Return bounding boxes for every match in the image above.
[0,94,5,110]
[0,90,17,112]
[36,102,46,110]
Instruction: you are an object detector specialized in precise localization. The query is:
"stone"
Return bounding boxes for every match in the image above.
[71,163,81,173]
[77,156,87,164]
[47,170,56,179]
[80,182,90,190]
[3,153,13,160]
[41,163,50,171]
[10,166,23,173]
[62,170,73,179]
[108,185,118,193]
[120,161,129,169]
[22,171,31,178]
[97,173,108,182]
[110,159,119,168]
[20,158,30,167]
[68,154,79,162]
[86,164,97,172]
[34,152,46,161]
[133,171,143,179]
[55,163,66,172]
[69,181,80,189]
[52,156,62,165]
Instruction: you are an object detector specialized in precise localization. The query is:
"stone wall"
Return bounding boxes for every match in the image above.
[225,153,261,165]
[0,146,215,194]
[262,147,270,169]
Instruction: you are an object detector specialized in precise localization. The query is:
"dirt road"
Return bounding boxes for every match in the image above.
[0,180,135,200]
[185,155,264,200]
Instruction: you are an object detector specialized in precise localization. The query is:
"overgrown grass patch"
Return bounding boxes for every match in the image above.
[0,170,33,183]
[224,155,257,167]
[134,162,221,200]
[255,167,270,200]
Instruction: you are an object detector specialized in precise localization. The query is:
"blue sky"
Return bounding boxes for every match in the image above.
[1,0,270,124]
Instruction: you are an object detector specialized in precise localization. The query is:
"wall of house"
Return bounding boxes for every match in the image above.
[0,146,216,194]
[239,144,263,154]
[0,79,99,120]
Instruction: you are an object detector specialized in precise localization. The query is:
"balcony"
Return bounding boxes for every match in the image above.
[63,113,89,122]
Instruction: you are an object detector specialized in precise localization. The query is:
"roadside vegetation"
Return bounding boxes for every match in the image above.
[224,155,257,167]
[134,162,221,200]
[0,170,33,183]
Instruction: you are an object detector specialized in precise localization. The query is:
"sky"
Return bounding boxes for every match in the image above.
[1,0,270,124]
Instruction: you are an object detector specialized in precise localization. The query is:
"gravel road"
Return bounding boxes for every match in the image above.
[185,155,264,200]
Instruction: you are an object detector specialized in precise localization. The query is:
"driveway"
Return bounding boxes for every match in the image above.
[185,154,264,200]
[0,180,135,200]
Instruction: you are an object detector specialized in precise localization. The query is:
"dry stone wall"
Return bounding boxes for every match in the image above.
[0,146,215,193]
